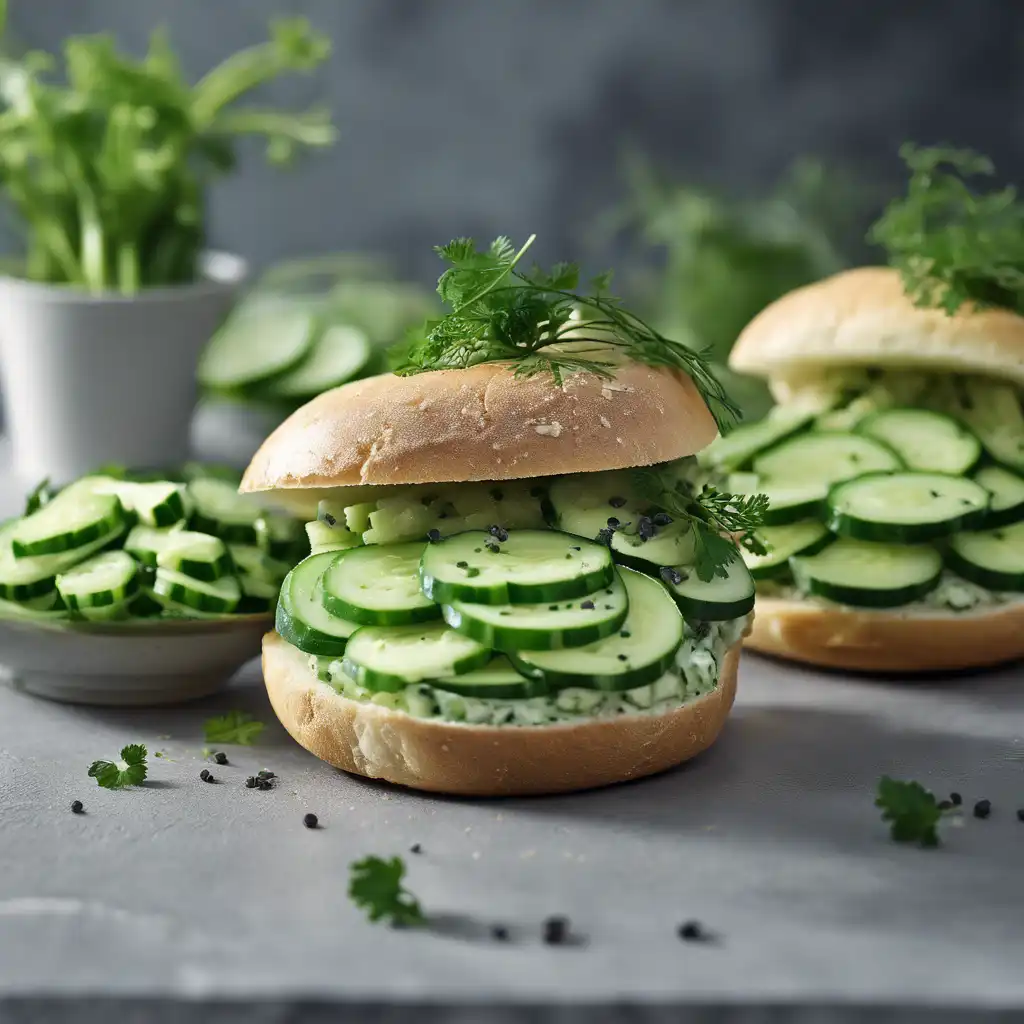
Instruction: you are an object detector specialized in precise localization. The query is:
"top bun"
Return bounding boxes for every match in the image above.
[241,361,717,494]
[730,267,1024,389]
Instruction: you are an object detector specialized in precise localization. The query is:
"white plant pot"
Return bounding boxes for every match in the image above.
[0,252,248,485]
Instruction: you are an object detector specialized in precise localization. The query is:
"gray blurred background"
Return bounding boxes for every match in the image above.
[7,0,1022,280]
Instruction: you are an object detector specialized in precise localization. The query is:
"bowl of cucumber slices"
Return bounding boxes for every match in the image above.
[0,468,306,705]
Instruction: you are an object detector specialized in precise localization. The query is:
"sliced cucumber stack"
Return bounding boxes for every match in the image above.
[509,568,683,691]
[855,408,981,475]
[420,530,615,605]
[56,551,139,610]
[342,623,491,692]
[276,551,359,656]
[946,523,1024,592]
[442,571,629,651]
[261,324,373,399]
[792,539,943,609]
[661,555,755,621]
[699,404,819,471]
[826,472,989,543]
[741,521,832,579]
[974,465,1024,528]
[322,542,439,626]
[752,432,903,486]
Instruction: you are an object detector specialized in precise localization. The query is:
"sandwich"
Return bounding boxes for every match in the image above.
[703,145,1024,673]
[241,235,767,795]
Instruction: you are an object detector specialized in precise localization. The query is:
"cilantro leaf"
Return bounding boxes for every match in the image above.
[875,775,942,847]
[203,711,265,745]
[395,234,738,431]
[869,144,1024,316]
[348,855,425,927]
[88,743,148,789]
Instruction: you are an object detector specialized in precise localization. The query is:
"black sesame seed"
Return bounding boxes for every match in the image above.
[617,654,628,662]
[678,920,708,942]
[322,511,337,526]
[652,512,673,526]
[548,605,558,611]
[70,800,84,814]
[929,490,940,499]
[597,528,614,546]
[213,751,228,766]
[410,843,422,854]
[581,600,595,610]
[620,630,631,639]
[245,776,258,789]
[487,543,500,555]
[609,496,627,508]
[659,566,683,586]
[607,517,620,529]
[638,516,656,541]
[426,528,441,543]
[457,560,468,568]
[303,813,319,829]
[974,799,992,819]
[543,916,569,945]
[200,769,214,783]
[950,791,962,806]
[491,925,510,941]
[571,546,581,551]
[489,525,509,542]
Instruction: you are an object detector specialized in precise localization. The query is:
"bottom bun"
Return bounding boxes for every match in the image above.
[746,596,1024,673]
[262,631,741,796]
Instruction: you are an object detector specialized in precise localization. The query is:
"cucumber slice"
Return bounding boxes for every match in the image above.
[700,405,818,471]
[124,525,174,566]
[436,657,547,699]
[276,551,359,656]
[607,520,696,572]
[342,623,490,692]
[742,521,832,580]
[70,476,189,529]
[752,432,903,485]
[153,568,241,614]
[238,572,280,613]
[826,472,989,543]
[306,518,362,555]
[946,523,1024,591]
[322,543,440,626]
[261,324,372,399]
[442,571,629,651]
[229,545,291,584]
[420,530,615,605]
[974,465,1024,528]
[855,408,981,475]
[10,489,125,558]
[942,379,1024,472]
[254,513,307,561]
[125,526,233,582]
[792,539,942,608]
[509,568,683,692]
[198,304,315,390]
[56,551,139,610]
[757,481,828,526]
[662,554,754,621]
[0,522,124,601]
[188,478,261,544]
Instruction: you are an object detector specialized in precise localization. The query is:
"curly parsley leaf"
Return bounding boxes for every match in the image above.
[88,743,148,789]
[869,144,1024,316]
[203,711,265,746]
[348,856,425,927]
[395,234,738,431]
[632,467,768,582]
[875,775,942,848]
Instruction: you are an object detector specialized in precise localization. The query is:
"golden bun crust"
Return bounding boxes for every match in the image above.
[746,596,1024,673]
[241,362,718,494]
[729,267,1024,390]
[262,630,741,796]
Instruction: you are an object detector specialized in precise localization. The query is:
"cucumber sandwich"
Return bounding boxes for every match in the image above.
[702,147,1024,673]
[241,234,767,796]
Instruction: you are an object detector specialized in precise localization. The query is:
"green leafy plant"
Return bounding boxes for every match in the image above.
[869,144,1024,315]
[88,743,148,788]
[0,4,334,293]
[395,234,737,430]
[203,711,265,745]
[875,775,942,847]
[348,855,425,927]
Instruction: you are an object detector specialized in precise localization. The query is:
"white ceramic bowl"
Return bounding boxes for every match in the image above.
[0,612,271,706]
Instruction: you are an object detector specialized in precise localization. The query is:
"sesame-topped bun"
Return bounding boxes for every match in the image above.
[729,267,1024,393]
[241,360,718,495]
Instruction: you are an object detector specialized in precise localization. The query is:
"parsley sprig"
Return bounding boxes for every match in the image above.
[632,466,768,581]
[203,711,265,745]
[88,743,148,789]
[396,235,738,430]
[875,776,942,848]
[349,856,425,927]
[869,144,1024,315]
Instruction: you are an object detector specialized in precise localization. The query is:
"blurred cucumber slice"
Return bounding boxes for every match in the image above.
[262,325,373,399]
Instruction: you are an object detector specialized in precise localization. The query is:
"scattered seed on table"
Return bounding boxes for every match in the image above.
[950,792,963,806]
[974,799,992,819]
[677,920,711,942]
[409,843,422,854]
[491,925,509,941]
[200,769,214,783]
[303,813,318,829]
[1017,809,1024,823]
[543,917,569,945]
[70,800,83,814]
[213,752,228,766]
[245,777,258,789]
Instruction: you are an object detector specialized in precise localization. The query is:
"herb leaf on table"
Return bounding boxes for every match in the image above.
[204,711,265,746]
[88,743,148,789]
[349,856,425,927]
[875,775,942,847]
